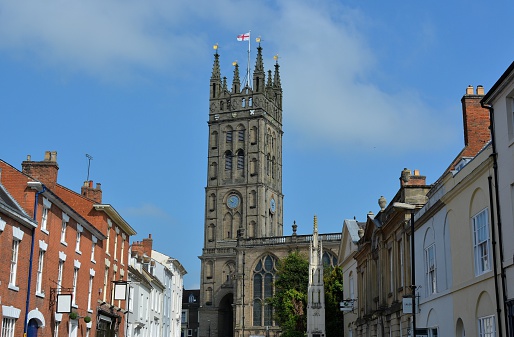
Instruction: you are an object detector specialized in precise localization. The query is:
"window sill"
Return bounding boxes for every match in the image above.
[72,304,78,309]
[8,284,19,292]
[76,250,82,255]
[36,291,45,298]
[61,241,68,247]
[91,259,96,264]
[41,228,49,235]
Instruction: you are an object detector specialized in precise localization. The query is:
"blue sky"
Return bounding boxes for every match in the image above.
[1,0,513,289]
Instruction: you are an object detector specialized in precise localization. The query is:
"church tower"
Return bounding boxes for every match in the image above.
[306,216,326,337]
[199,42,284,337]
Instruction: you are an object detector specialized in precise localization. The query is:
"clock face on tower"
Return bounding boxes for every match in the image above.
[227,195,240,209]
[270,198,276,213]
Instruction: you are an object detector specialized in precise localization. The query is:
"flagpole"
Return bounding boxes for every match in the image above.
[247,30,251,89]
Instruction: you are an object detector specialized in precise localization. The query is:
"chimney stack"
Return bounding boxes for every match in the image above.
[81,180,103,203]
[22,151,59,189]
[461,85,490,157]
[400,168,426,186]
[142,234,153,257]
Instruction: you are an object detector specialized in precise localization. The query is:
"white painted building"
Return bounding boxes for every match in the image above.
[482,63,514,335]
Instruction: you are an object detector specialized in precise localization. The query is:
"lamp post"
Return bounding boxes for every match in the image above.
[393,202,416,337]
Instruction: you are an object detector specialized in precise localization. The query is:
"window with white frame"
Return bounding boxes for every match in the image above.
[36,249,45,295]
[473,208,491,275]
[120,237,125,265]
[188,329,192,336]
[91,237,96,263]
[1,317,16,337]
[103,267,109,302]
[75,225,83,253]
[87,274,94,311]
[113,230,118,261]
[106,220,112,255]
[425,244,436,294]
[478,315,496,337]
[9,239,20,288]
[61,213,69,244]
[41,197,51,232]
[72,267,78,306]
[57,258,64,292]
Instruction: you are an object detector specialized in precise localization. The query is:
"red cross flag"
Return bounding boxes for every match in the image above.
[237,32,250,41]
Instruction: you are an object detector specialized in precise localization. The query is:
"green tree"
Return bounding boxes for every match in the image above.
[323,266,344,337]
[269,253,345,337]
[269,251,309,337]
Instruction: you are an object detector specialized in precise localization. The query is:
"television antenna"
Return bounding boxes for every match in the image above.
[86,154,93,181]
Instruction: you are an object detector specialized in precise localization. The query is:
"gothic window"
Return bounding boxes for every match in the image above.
[322,251,337,267]
[225,151,233,171]
[220,101,224,110]
[237,150,244,170]
[238,130,245,142]
[226,131,233,143]
[211,131,218,149]
[253,255,277,326]
[249,97,253,107]
[210,162,218,180]
[233,213,242,237]
[271,156,276,178]
[242,98,246,108]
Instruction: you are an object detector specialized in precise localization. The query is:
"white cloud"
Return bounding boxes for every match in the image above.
[0,0,457,152]
[124,203,172,221]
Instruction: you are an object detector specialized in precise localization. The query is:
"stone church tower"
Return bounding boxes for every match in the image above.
[307,216,326,337]
[199,43,340,337]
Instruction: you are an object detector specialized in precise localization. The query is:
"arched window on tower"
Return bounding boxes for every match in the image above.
[250,190,257,208]
[225,151,233,171]
[249,97,253,107]
[253,255,277,326]
[206,261,213,279]
[242,98,246,108]
[237,150,244,170]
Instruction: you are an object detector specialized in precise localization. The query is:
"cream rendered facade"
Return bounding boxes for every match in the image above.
[415,143,500,336]
[482,62,514,335]
[337,219,362,337]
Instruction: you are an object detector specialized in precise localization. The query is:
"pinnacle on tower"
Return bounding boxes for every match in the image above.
[222,76,228,92]
[253,45,265,92]
[273,61,282,90]
[211,47,221,80]
[232,62,241,93]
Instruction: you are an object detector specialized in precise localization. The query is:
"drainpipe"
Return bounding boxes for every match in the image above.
[24,182,46,336]
[488,176,503,337]
[482,103,509,334]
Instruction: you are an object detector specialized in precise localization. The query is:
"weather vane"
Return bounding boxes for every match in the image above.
[86,154,93,181]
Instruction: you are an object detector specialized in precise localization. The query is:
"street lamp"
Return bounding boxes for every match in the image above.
[393,202,416,337]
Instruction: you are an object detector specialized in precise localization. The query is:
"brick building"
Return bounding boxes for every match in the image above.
[0,152,136,337]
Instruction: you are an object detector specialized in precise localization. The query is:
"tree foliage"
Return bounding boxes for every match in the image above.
[269,251,309,337]
[269,252,345,337]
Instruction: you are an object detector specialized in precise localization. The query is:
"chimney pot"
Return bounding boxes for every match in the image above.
[414,169,420,176]
[27,155,31,161]
[466,85,474,95]
[477,85,484,95]
[89,180,93,188]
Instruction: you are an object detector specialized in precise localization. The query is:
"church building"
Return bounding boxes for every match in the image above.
[198,42,341,337]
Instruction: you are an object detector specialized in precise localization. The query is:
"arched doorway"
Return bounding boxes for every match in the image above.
[27,319,39,337]
[218,293,234,337]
